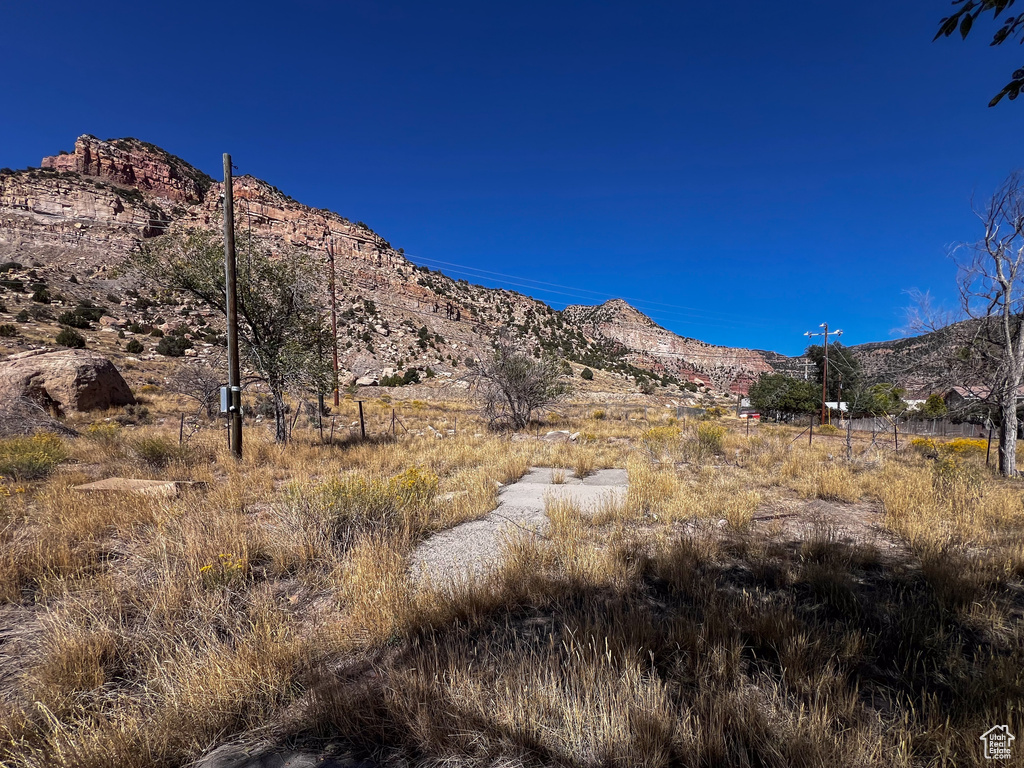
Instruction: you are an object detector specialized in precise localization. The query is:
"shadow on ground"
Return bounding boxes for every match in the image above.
[232,527,1024,768]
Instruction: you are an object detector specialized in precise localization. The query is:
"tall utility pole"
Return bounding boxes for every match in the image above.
[804,323,843,425]
[328,235,339,406]
[223,154,242,459]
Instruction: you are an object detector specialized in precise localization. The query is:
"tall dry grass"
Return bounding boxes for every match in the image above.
[0,409,1021,767]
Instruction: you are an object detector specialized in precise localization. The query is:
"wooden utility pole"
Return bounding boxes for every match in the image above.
[804,323,843,426]
[223,154,242,460]
[328,236,340,406]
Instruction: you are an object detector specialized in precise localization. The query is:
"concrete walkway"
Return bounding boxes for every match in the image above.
[411,467,628,586]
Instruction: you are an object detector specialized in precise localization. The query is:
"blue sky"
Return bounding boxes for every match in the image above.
[3,1,1022,355]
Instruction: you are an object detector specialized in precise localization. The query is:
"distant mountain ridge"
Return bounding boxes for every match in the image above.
[2,134,777,393]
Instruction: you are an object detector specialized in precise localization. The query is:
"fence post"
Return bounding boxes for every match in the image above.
[987,424,994,466]
[179,413,185,445]
[893,421,898,453]
[358,401,365,440]
[809,420,813,446]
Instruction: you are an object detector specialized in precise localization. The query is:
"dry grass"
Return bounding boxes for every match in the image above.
[0,408,1021,766]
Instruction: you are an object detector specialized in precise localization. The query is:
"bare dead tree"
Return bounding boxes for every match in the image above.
[166,352,226,420]
[950,171,1024,476]
[467,330,570,430]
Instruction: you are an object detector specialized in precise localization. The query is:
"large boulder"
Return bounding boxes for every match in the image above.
[0,349,136,413]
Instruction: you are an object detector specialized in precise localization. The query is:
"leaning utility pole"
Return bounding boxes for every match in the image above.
[328,235,340,406]
[804,323,842,426]
[223,154,242,459]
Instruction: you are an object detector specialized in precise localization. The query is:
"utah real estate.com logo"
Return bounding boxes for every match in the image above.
[981,725,1015,760]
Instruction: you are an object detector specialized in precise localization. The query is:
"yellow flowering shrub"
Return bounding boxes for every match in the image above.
[0,434,69,481]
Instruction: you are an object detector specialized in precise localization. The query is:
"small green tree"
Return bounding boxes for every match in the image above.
[920,393,949,418]
[748,373,819,421]
[134,229,330,442]
[581,367,594,380]
[125,338,144,354]
[56,327,85,348]
[854,383,908,417]
[806,342,861,402]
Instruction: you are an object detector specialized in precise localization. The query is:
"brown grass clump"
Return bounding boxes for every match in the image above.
[813,463,859,503]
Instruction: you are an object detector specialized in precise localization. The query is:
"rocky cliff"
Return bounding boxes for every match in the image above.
[563,299,773,393]
[1,135,781,395]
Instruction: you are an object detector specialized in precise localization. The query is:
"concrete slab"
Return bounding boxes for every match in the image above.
[73,478,203,497]
[411,467,627,586]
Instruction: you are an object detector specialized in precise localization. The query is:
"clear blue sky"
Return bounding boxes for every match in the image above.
[3,1,1022,355]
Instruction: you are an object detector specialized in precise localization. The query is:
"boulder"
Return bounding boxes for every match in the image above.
[355,376,377,387]
[0,349,136,413]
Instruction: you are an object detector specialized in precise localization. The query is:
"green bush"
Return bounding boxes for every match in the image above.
[0,434,69,480]
[156,333,192,357]
[125,338,144,354]
[73,301,105,323]
[30,287,51,304]
[15,310,29,323]
[581,367,594,380]
[0,324,17,338]
[57,311,91,329]
[381,369,421,387]
[56,327,86,348]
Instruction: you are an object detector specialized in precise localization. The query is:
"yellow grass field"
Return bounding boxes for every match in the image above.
[0,395,1022,767]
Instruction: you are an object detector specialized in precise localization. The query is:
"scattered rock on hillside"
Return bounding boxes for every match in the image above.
[0,348,136,413]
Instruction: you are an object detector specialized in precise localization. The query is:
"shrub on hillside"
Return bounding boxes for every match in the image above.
[581,367,594,380]
[55,327,86,348]
[125,338,144,354]
[0,324,17,338]
[156,333,192,357]
[57,311,91,329]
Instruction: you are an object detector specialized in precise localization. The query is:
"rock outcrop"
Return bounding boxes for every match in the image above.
[0,349,136,413]
[42,136,212,204]
[563,300,773,393]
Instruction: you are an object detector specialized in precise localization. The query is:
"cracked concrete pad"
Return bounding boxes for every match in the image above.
[411,467,627,586]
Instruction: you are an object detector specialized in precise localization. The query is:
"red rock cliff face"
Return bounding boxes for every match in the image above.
[42,136,211,204]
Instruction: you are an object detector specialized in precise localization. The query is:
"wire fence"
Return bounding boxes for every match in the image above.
[845,417,987,438]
